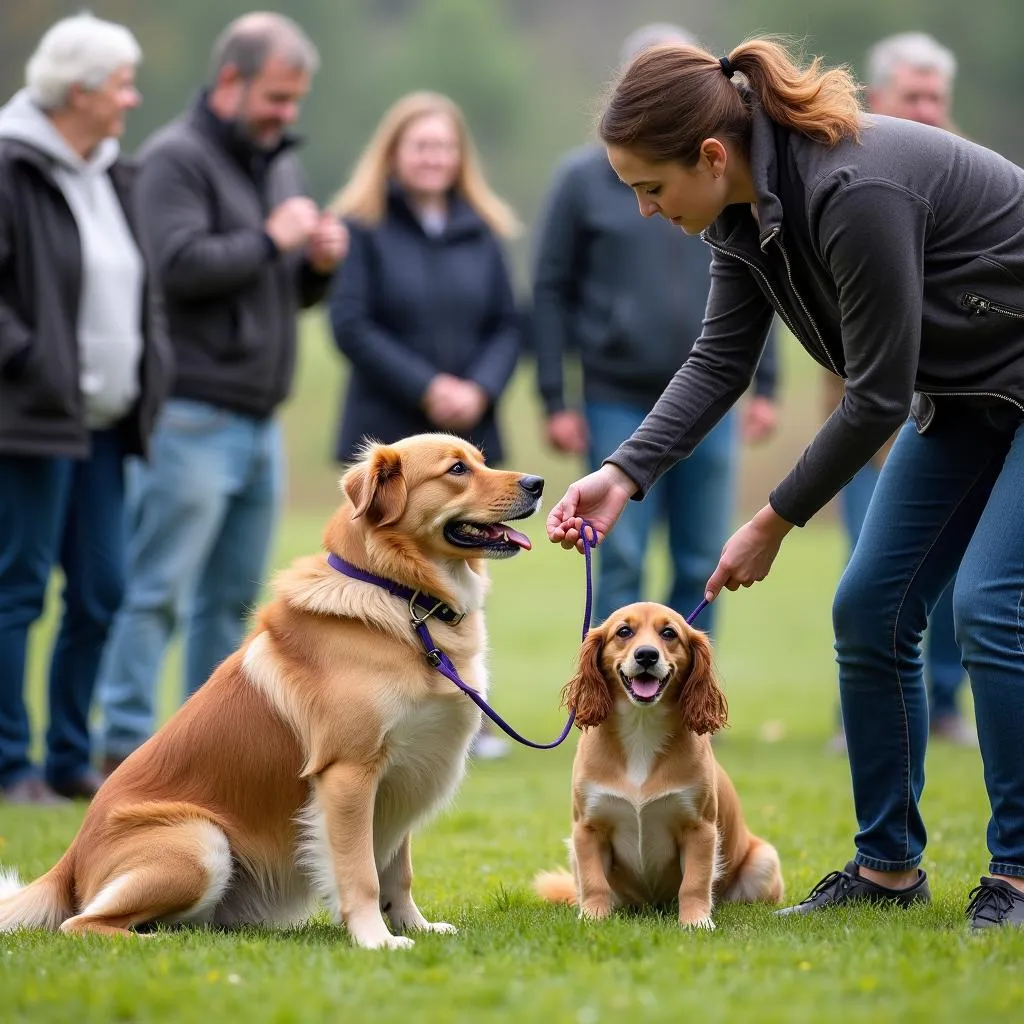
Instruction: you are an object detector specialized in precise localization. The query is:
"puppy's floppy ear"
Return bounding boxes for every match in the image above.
[343,446,407,526]
[561,627,613,729]
[678,628,728,735]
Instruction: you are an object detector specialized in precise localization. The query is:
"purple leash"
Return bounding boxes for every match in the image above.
[327,520,707,751]
[686,596,710,626]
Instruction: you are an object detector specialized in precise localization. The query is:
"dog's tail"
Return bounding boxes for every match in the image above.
[723,836,784,904]
[0,860,75,932]
[532,869,577,905]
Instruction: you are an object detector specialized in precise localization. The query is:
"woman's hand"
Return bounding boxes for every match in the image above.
[704,504,795,601]
[546,464,637,552]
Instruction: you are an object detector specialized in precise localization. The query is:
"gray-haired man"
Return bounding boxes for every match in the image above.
[97,13,347,771]
[866,31,956,130]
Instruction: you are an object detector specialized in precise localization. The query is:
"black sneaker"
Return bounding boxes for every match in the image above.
[775,860,931,916]
[966,877,1024,929]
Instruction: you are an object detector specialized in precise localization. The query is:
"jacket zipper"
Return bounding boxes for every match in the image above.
[962,292,1024,320]
[704,227,841,376]
[918,387,1024,415]
[702,231,799,340]
[940,294,1024,412]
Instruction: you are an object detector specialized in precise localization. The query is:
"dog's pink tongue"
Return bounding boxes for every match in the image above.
[491,528,532,552]
[505,528,532,552]
[631,677,660,698]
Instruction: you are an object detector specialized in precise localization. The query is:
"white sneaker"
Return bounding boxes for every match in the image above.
[471,733,510,760]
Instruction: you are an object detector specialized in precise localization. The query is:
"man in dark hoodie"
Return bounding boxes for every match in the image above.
[0,13,170,803]
[96,13,347,772]
[532,23,777,632]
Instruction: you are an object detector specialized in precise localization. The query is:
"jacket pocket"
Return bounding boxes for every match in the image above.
[961,292,1024,320]
[17,340,76,418]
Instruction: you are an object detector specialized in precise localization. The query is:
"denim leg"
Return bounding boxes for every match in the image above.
[924,582,965,719]
[952,420,1024,877]
[585,401,656,623]
[0,455,69,787]
[45,430,126,787]
[96,400,234,758]
[186,417,283,694]
[661,410,737,640]
[833,416,1007,871]
[836,456,967,724]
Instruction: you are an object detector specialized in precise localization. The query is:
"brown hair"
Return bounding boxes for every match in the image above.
[599,36,863,165]
[676,627,728,736]
[561,629,613,729]
[329,91,519,238]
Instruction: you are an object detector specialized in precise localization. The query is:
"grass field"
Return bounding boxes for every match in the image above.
[2,318,1021,1023]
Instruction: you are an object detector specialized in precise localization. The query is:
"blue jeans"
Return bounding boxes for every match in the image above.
[0,431,126,789]
[97,400,283,759]
[833,409,1024,876]
[841,461,964,718]
[586,400,737,638]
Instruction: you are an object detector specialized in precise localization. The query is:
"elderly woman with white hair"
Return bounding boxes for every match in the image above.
[0,13,170,804]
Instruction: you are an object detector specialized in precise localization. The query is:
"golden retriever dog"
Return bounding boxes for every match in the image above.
[0,434,543,949]
[534,602,783,929]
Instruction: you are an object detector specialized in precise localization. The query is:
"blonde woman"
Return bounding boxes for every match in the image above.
[329,92,521,473]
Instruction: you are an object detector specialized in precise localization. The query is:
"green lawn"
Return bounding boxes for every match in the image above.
[2,320,1020,1022]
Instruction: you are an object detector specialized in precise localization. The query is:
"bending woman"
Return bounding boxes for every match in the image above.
[547,38,1024,929]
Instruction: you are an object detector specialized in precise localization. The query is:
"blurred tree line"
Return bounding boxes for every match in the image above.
[3,0,1020,280]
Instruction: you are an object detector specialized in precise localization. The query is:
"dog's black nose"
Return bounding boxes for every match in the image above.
[634,646,660,668]
[518,475,545,497]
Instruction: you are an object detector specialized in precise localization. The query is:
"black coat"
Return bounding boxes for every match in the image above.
[135,97,331,419]
[329,186,520,464]
[0,140,171,459]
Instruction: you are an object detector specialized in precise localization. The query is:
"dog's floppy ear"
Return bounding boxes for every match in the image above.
[678,628,728,735]
[561,627,613,729]
[343,446,407,526]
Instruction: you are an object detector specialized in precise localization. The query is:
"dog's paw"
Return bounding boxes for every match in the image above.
[579,902,612,922]
[680,914,715,931]
[349,918,417,950]
[356,932,416,950]
[385,902,456,936]
[419,920,457,935]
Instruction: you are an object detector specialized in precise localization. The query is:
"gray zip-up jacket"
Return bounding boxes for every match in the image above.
[608,105,1024,526]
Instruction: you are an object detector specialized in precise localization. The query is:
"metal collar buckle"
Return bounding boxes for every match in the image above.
[408,590,465,627]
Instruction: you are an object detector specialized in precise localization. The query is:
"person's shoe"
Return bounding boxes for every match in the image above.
[50,769,105,801]
[967,877,1024,929]
[775,861,931,916]
[1,777,72,806]
[930,713,978,747]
